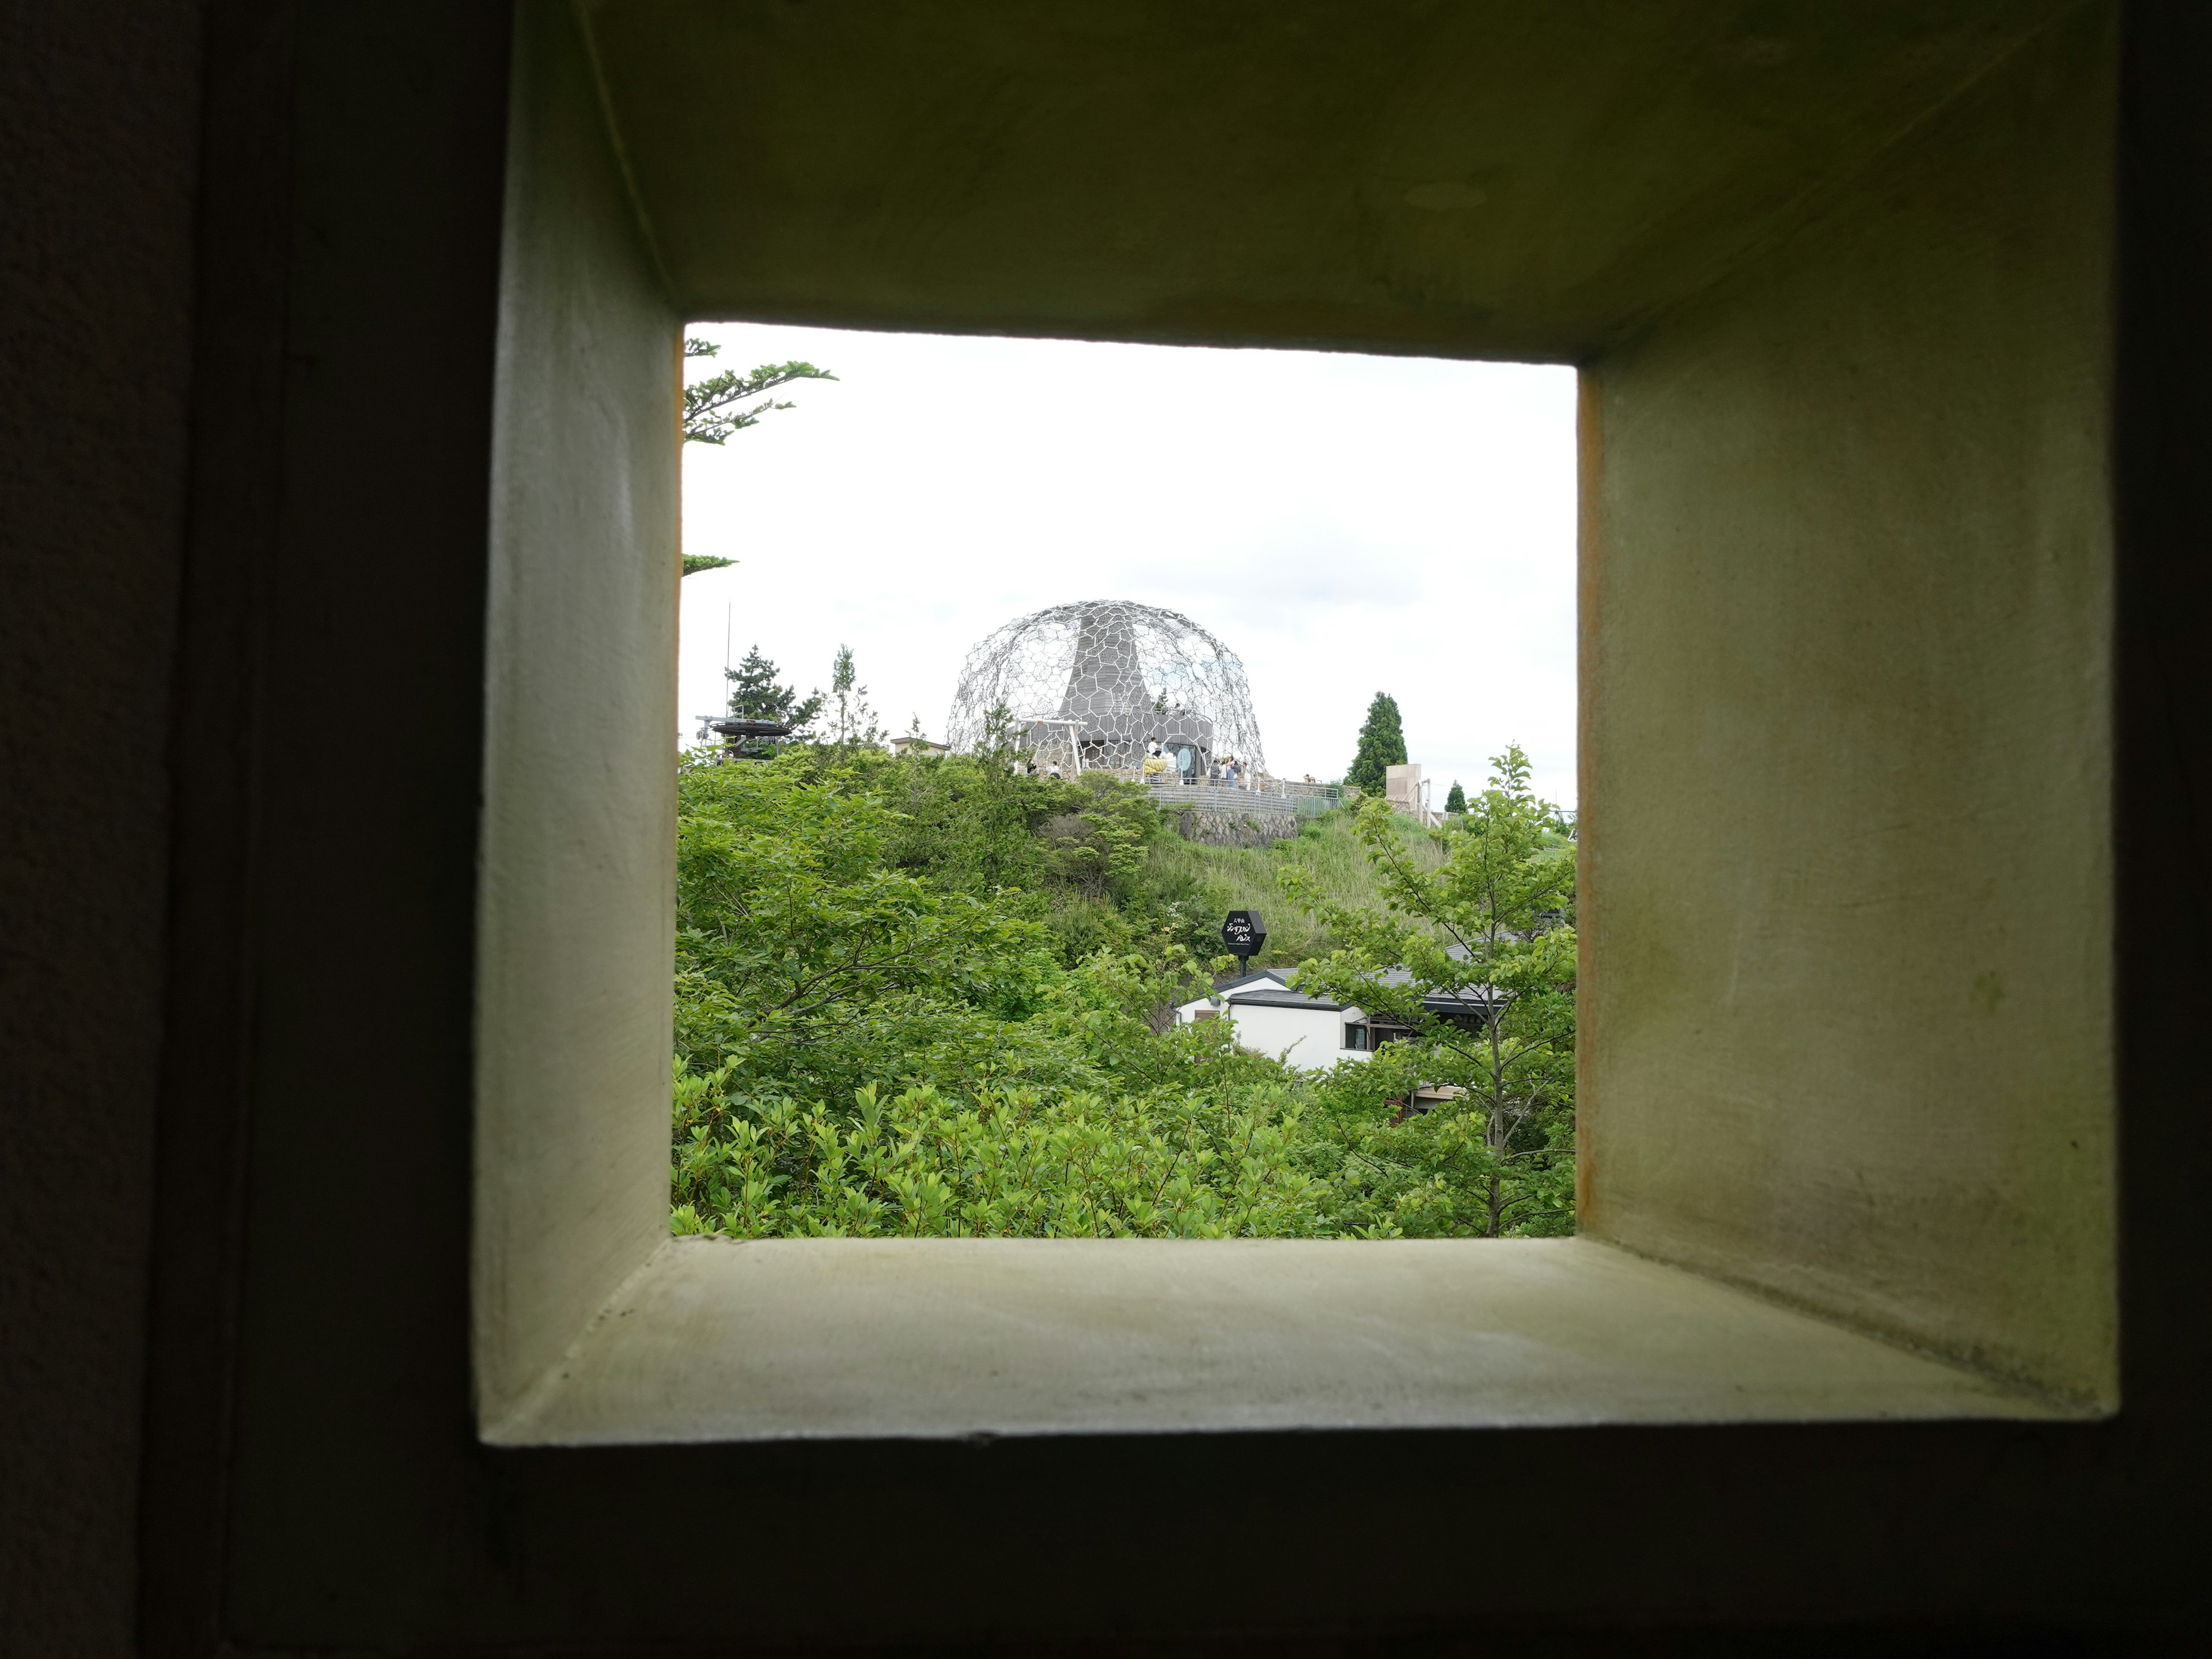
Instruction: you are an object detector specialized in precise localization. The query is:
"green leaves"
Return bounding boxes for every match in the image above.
[1345,691,1408,794]
[667,733,1575,1242]
[671,1072,1330,1240]
[1285,744,1578,1237]
[681,337,837,446]
[724,645,822,741]
[674,753,1062,1103]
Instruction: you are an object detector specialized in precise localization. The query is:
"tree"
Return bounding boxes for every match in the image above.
[667,753,1330,1239]
[672,754,1056,1105]
[679,336,836,577]
[823,643,887,755]
[1445,779,1467,815]
[725,645,823,755]
[1345,692,1407,794]
[1284,744,1576,1237]
[682,337,836,445]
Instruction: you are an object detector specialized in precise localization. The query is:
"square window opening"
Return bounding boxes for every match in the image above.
[472,0,2121,1447]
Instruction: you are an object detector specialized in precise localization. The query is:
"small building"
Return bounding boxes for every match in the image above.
[1172,963,1498,1071]
[1172,968,1370,1071]
[889,733,951,757]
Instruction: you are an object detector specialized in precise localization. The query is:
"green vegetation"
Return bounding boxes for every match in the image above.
[669,750,1324,1238]
[1345,691,1407,793]
[821,643,885,755]
[1445,779,1466,815]
[722,645,822,753]
[669,726,1577,1241]
[1291,749,1577,1237]
[681,336,836,446]
[1142,810,1445,967]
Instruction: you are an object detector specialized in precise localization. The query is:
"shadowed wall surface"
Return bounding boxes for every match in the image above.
[1583,8,2118,1404]
[583,0,2080,356]
[473,0,681,1434]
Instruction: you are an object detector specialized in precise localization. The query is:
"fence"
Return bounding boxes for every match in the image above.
[1142,779,1341,817]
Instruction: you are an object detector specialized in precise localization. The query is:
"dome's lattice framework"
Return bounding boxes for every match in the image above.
[946,600,1265,776]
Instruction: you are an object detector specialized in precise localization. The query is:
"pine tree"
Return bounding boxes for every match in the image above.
[1346,692,1407,793]
[681,337,836,446]
[725,645,823,755]
[1445,779,1467,815]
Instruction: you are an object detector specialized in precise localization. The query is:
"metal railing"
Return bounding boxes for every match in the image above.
[1143,778,1341,816]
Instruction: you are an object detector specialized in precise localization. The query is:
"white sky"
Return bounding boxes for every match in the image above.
[679,324,1580,808]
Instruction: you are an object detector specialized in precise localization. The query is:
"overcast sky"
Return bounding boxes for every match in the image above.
[679,324,1580,807]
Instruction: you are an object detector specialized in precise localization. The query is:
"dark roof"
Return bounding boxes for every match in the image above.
[1225,987,1346,1013]
[1213,967,1290,995]
[1206,961,1498,1019]
[1371,964,1498,1013]
[709,717,794,738]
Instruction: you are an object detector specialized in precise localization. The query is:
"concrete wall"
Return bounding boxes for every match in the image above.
[473,0,681,1433]
[1219,1001,1358,1071]
[1582,9,2118,1404]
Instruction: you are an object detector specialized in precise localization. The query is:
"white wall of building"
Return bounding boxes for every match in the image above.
[1175,993,1370,1072]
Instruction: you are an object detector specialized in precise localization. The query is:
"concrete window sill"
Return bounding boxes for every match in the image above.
[483,1236,2069,1445]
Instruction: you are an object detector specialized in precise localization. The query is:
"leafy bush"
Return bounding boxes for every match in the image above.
[672,1072,1328,1239]
[673,753,1063,1110]
[672,750,1334,1237]
[668,740,1575,1240]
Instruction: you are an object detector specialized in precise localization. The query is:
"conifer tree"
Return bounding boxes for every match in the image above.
[1345,692,1407,793]
[824,644,887,755]
[681,338,835,446]
[725,646,823,755]
[1445,779,1467,815]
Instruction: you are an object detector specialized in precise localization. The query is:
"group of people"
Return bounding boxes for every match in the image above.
[1002,747,1313,792]
[1138,741,1247,787]
[1014,742,1276,789]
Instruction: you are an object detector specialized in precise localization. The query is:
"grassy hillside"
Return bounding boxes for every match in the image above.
[1145,808,1445,968]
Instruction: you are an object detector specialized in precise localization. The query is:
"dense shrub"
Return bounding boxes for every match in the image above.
[672,1074,1328,1240]
[670,743,1575,1240]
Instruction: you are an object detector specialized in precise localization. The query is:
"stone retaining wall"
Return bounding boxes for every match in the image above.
[1173,809,1300,849]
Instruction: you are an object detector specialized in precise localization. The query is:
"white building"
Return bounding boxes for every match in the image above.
[1173,959,1500,1075]
[1171,968,1375,1071]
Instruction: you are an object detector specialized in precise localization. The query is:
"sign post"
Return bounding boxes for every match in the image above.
[1220,909,1267,974]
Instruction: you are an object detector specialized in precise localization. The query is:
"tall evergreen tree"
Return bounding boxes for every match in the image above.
[1445,779,1467,815]
[725,645,823,755]
[823,643,887,755]
[1346,692,1407,793]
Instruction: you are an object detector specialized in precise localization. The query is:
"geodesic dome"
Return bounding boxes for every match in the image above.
[946,600,1264,777]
